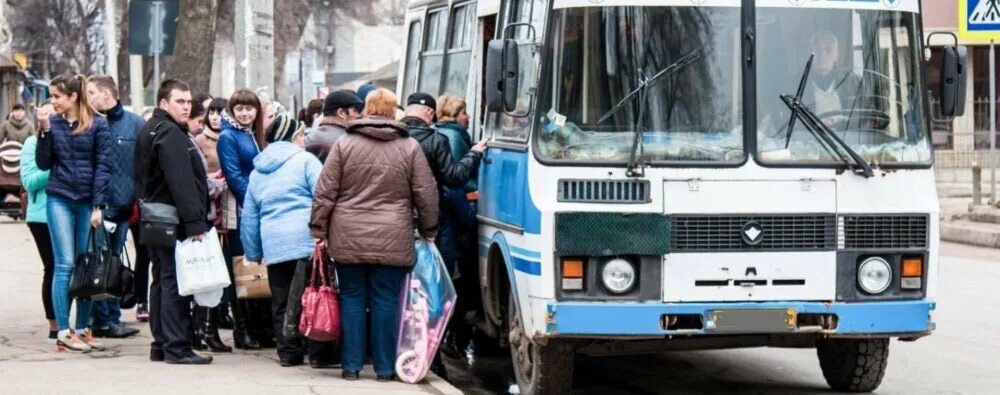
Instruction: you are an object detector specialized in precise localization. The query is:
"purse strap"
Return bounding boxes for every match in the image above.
[310,244,326,287]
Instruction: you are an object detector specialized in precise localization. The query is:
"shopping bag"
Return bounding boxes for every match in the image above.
[234,256,272,299]
[299,244,340,342]
[395,240,457,384]
[283,257,312,339]
[69,228,114,299]
[194,288,224,307]
[114,247,138,309]
[175,227,231,296]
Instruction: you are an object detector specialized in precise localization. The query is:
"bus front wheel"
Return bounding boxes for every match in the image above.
[816,338,889,393]
[508,294,574,395]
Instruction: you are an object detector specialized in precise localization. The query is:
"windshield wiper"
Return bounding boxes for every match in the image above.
[594,47,704,177]
[784,54,814,149]
[779,93,875,178]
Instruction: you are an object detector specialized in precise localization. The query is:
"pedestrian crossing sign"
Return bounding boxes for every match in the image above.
[961,0,1000,41]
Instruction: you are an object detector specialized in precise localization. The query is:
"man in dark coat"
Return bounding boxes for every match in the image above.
[401,92,486,188]
[134,79,213,365]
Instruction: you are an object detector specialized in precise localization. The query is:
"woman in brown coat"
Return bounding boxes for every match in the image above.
[310,88,438,381]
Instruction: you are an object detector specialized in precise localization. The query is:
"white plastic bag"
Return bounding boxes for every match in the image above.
[194,288,224,307]
[175,227,231,296]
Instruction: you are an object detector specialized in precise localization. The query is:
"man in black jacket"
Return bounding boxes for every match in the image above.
[134,79,212,365]
[401,92,486,188]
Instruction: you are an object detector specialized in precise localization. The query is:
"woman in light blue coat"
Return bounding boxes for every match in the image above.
[240,114,335,368]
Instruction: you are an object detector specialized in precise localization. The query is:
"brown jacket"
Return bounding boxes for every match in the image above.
[310,116,438,266]
[0,118,35,143]
[195,129,221,173]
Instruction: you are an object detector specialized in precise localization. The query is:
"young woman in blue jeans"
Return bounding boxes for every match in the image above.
[36,74,113,352]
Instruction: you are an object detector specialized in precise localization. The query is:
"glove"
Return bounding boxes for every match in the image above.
[103,221,117,234]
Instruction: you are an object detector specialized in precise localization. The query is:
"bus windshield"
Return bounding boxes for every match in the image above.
[535,6,743,164]
[756,6,931,165]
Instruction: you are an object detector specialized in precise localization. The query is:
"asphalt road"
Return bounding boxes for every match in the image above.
[446,243,1000,395]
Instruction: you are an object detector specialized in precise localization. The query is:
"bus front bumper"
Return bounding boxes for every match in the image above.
[545,300,935,337]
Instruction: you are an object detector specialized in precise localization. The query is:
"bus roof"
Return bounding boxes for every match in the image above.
[470,0,918,16]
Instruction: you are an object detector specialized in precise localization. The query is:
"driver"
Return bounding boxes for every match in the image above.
[808,31,861,123]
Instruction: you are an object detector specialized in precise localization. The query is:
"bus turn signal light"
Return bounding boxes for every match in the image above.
[562,258,585,291]
[901,258,923,277]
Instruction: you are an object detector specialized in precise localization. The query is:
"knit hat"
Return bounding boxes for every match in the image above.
[357,82,377,104]
[265,113,297,143]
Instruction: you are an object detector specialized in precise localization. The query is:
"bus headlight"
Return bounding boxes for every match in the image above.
[601,258,636,294]
[857,257,892,294]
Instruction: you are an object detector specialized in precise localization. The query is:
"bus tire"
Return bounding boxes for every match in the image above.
[508,293,574,395]
[816,338,889,393]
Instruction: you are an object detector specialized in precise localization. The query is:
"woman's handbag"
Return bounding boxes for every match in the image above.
[299,244,340,342]
[69,228,114,299]
[138,200,179,247]
[234,256,272,299]
[109,246,137,309]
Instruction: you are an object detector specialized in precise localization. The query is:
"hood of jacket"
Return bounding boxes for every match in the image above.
[221,110,255,135]
[7,117,28,129]
[347,117,409,141]
[253,141,302,174]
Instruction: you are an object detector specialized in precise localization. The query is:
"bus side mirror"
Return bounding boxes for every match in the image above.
[938,45,967,118]
[485,39,520,113]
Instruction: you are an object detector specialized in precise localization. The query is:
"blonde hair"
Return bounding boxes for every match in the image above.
[363,88,398,119]
[436,95,466,124]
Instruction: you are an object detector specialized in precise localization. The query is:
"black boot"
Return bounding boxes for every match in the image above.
[192,306,207,351]
[233,300,261,350]
[204,307,233,353]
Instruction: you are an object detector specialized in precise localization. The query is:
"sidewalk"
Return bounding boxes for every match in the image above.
[0,222,461,395]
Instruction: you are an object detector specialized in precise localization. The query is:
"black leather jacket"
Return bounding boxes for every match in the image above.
[402,116,481,188]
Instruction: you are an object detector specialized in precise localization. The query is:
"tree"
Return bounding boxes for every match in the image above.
[161,0,219,94]
[9,0,107,77]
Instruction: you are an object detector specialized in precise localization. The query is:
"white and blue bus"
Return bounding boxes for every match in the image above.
[399,0,965,393]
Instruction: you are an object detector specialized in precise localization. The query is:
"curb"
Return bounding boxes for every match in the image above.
[424,372,464,395]
[941,221,1000,249]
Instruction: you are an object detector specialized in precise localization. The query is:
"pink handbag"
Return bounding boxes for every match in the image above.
[299,245,341,342]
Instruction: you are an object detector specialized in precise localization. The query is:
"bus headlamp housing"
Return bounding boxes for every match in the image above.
[857,257,892,294]
[601,258,637,294]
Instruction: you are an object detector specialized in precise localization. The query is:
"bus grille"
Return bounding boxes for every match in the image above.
[839,215,929,250]
[558,179,650,204]
[670,215,836,252]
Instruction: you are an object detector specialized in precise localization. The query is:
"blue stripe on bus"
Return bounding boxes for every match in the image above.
[479,237,542,276]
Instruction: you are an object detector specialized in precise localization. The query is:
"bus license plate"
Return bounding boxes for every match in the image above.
[711,309,796,333]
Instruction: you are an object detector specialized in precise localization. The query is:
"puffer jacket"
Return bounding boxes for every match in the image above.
[435,122,477,191]
[403,116,481,189]
[36,114,112,206]
[310,116,438,266]
[217,111,260,206]
[304,116,348,162]
[241,142,322,265]
[103,101,145,222]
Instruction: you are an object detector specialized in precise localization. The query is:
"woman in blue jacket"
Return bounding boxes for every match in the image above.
[36,74,112,353]
[217,89,269,349]
[241,114,335,368]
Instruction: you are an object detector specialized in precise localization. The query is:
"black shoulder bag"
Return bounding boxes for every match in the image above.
[138,121,181,247]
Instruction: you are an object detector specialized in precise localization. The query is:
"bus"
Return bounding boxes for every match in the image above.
[398,0,965,393]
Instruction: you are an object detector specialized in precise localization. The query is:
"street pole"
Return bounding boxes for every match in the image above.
[151,1,163,97]
[104,0,118,79]
[129,56,143,108]
[991,39,997,205]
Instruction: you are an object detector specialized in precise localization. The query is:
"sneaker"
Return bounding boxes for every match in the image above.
[55,330,91,353]
[136,304,150,323]
[47,330,57,344]
[80,329,106,351]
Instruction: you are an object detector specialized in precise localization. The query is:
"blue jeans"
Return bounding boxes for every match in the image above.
[336,264,409,375]
[92,222,130,328]
[48,195,95,331]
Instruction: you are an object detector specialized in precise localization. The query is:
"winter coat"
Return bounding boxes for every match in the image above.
[435,122,477,191]
[305,116,348,162]
[133,108,210,240]
[310,116,438,266]
[195,129,221,173]
[0,118,35,143]
[19,136,48,223]
[36,114,112,206]
[217,111,261,206]
[103,101,145,223]
[241,142,322,264]
[403,116,481,189]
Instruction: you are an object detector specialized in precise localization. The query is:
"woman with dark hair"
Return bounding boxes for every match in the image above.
[217,89,270,349]
[36,73,112,352]
[298,99,324,128]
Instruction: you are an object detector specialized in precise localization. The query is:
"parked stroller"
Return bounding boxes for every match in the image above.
[0,141,25,221]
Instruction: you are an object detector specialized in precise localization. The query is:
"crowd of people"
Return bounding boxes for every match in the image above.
[18,73,486,381]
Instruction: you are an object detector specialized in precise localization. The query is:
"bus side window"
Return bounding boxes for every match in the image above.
[402,19,423,98]
[443,2,476,97]
[419,9,448,96]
